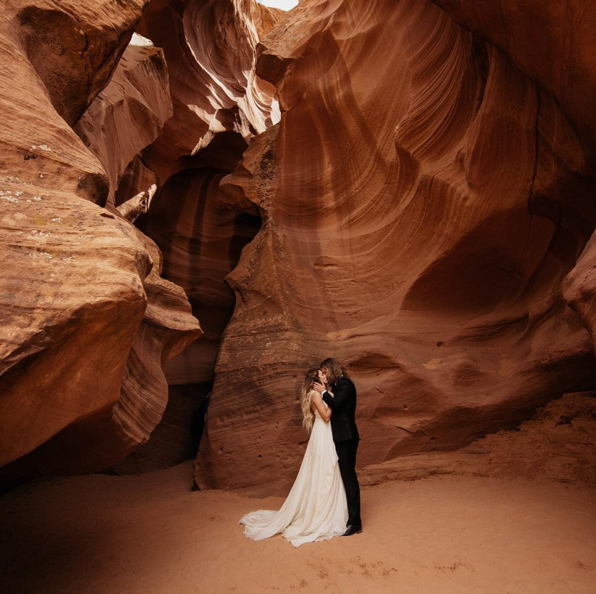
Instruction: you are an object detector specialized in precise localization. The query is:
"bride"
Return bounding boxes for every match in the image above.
[239,368,348,547]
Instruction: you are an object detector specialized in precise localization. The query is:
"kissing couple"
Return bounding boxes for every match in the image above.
[240,358,362,547]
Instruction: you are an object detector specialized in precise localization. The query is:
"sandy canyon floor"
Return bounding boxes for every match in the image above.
[1,461,595,594]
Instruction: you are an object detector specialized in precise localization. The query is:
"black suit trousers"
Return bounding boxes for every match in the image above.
[335,438,361,526]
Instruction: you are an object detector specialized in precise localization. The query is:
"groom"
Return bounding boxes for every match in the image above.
[313,358,362,536]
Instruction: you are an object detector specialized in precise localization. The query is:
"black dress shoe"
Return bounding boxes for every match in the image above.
[342,524,362,536]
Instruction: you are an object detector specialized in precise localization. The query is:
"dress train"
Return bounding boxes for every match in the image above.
[240,396,348,547]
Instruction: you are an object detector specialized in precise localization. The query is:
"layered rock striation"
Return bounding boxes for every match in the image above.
[2,0,596,491]
[137,168,261,385]
[133,0,280,385]
[360,391,596,488]
[197,0,596,492]
[0,0,201,479]
[75,39,174,206]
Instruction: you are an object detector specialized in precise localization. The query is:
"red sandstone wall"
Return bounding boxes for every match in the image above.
[0,0,200,478]
[2,0,596,489]
[196,0,596,492]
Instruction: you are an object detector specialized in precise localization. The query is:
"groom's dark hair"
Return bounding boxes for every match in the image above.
[320,358,350,383]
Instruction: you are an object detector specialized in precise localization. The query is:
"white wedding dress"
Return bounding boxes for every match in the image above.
[240,392,348,547]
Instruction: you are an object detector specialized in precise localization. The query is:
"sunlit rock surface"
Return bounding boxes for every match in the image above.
[1,229,201,478]
[135,0,280,184]
[196,0,596,492]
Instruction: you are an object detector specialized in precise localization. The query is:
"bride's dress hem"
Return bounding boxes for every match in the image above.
[240,523,346,548]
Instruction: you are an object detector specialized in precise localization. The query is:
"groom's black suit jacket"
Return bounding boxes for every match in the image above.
[322,376,359,443]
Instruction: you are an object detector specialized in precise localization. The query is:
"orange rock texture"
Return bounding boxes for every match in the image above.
[74,40,174,206]
[134,0,280,384]
[0,0,200,478]
[196,0,596,492]
[2,0,596,491]
[360,391,596,488]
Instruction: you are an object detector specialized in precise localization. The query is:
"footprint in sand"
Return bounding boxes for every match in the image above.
[435,562,475,573]
[351,557,398,579]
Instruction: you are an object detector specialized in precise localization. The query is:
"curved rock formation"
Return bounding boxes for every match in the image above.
[8,0,149,126]
[196,0,596,492]
[75,40,173,206]
[113,383,211,475]
[431,0,596,164]
[0,0,283,475]
[1,228,201,478]
[0,0,200,478]
[135,0,280,185]
[2,0,596,492]
[0,179,149,471]
[131,0,280,384]
[563,231,596,349]
[360,391,596,488]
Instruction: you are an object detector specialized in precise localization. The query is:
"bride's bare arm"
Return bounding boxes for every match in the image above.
[310,391,331,422]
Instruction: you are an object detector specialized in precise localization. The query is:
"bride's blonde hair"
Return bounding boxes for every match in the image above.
[301,368,320,434]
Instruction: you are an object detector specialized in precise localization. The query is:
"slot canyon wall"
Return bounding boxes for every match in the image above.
[0,0,595,491]
[0,0,281,482]
[0,0,203,479]
[195,0,596,493]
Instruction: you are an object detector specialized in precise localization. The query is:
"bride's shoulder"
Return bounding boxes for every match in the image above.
[309,389,321,399]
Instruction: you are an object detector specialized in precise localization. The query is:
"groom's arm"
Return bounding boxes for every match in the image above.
[321,390,335,410]
[322,382,352,413]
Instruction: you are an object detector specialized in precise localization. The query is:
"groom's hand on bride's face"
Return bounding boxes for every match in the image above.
[312,382,325,393]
